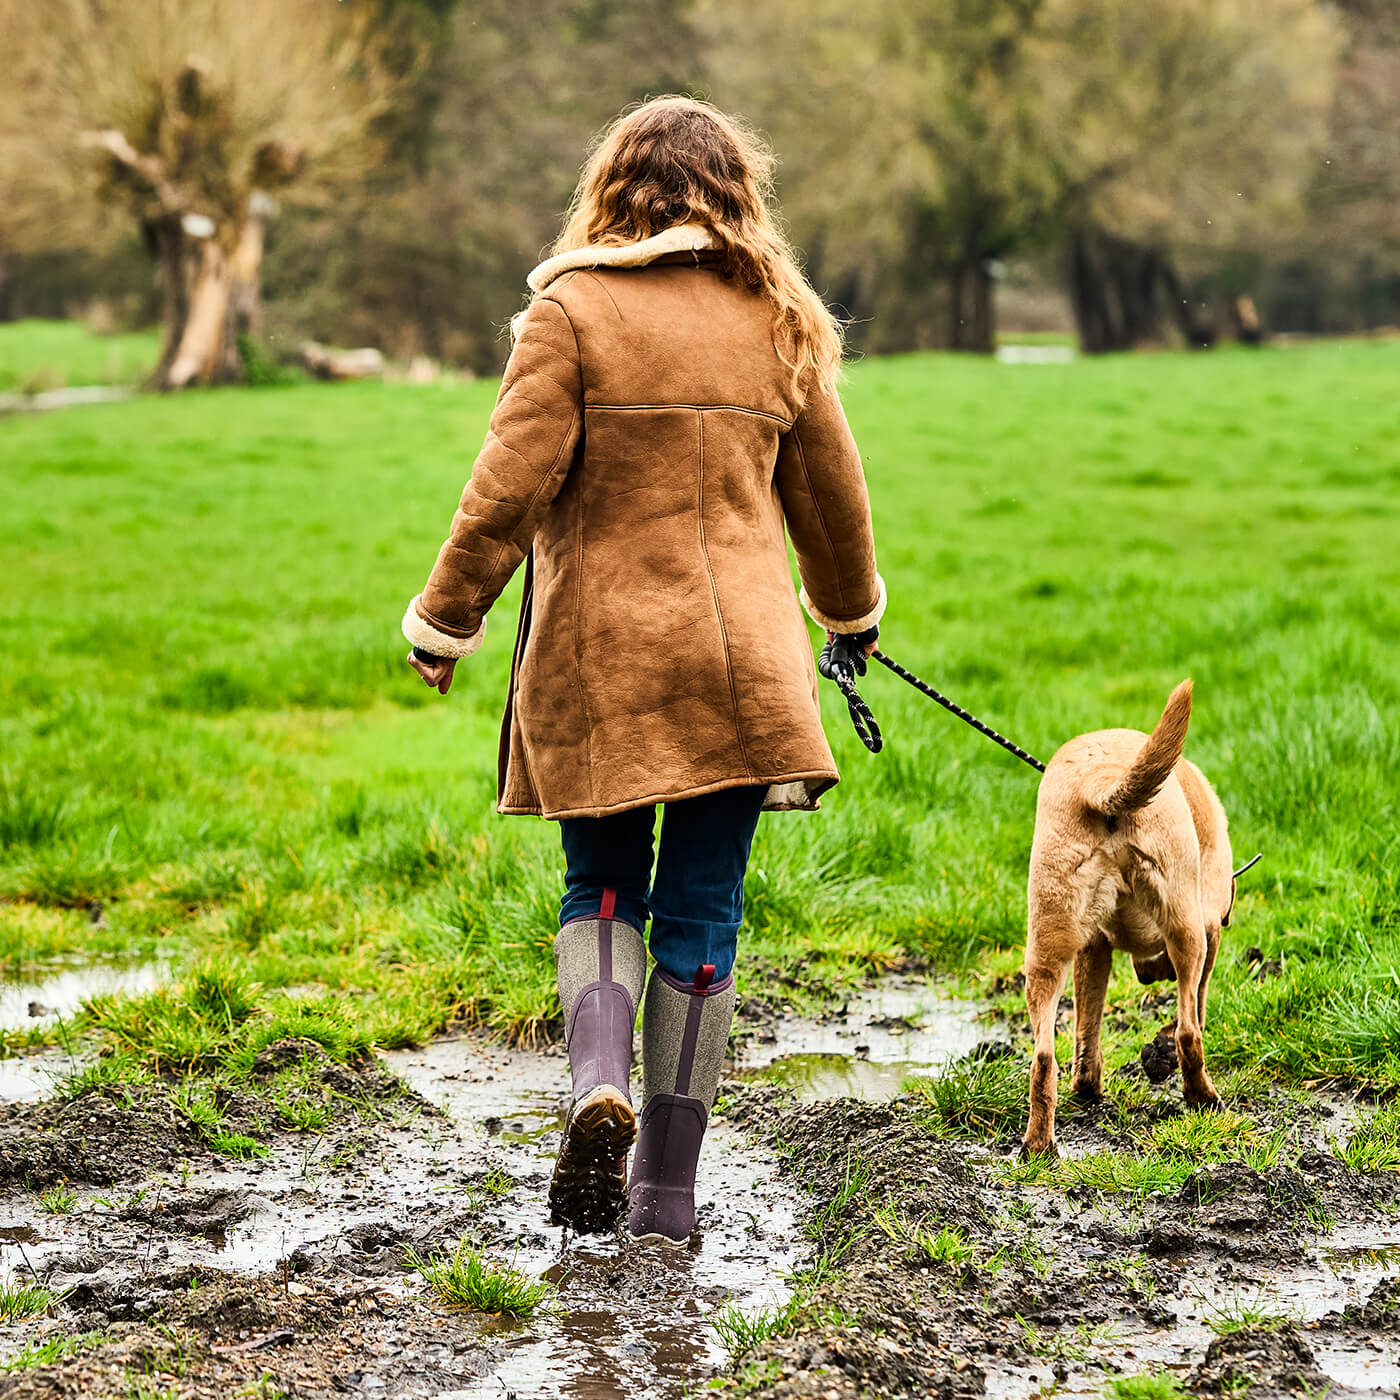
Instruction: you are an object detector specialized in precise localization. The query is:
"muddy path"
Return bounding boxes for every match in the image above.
[3,974,1400,1398]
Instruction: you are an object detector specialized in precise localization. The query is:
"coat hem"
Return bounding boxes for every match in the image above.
[496,769,839,820]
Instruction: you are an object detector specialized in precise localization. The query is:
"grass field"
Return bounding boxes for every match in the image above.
[3,322,1398,1096]
[0,320,161,394]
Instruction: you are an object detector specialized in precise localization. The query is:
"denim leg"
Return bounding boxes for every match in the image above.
[558,803,656,935]
[648,785,767,983]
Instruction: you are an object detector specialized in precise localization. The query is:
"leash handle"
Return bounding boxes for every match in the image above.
[837,676,882,753]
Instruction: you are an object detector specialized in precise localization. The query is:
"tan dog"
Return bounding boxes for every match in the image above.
[1023,680,1236,1156]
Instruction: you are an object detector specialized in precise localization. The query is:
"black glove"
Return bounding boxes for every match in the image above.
[818,624,880,688]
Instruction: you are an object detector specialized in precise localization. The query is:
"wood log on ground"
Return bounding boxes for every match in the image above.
[300,343,385,381]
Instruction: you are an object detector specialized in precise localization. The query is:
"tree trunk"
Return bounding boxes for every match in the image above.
[948,256,996,352]
[154,210,263,390]
[1069,226,1176,352]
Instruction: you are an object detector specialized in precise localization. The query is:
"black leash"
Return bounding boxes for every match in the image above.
[871,650,1046,773]
[822,637,1265,881]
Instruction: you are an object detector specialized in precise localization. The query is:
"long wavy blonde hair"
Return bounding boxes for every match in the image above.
[548,96,843,388]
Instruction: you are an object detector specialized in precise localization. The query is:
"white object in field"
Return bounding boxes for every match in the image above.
[300,342,385,381]
[996,344,1075,364]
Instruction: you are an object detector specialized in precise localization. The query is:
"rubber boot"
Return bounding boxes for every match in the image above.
[548,889,646,1233]
[627,962,736,1245]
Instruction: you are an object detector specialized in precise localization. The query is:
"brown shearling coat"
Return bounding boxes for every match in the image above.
[402,225,885,820]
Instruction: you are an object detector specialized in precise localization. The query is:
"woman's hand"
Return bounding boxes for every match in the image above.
[408,650,457,694]
[827,630,879,659]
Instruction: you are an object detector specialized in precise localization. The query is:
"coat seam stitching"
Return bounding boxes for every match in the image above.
[460,298,581,619]
[459,404,579,619]
[587,402,792,427]
[697,408,752,779]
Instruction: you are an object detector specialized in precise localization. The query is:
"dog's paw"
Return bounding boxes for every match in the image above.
[1071,1077,1104,1103]
[1185,1089,1224,1113]
[1019,1138,1059,1162]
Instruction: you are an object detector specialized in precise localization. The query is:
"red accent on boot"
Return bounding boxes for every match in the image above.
[694,964,715,992]
[599,887,617,920]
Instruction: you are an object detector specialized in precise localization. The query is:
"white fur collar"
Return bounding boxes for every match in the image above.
[527,224,718,293]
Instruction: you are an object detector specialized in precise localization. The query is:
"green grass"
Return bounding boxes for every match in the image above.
[1335,1100,1400,1173]
[1202,1287,1298,1336]
[0,1280,66,1322]
[39,1183,77,1214]
[2,333,1399,1084]
[1103,1376,1188,1400]
[404,1239,556,1317]
[0,1331,106,1373]
[0,319,159,393]
[873,1207,977,1268]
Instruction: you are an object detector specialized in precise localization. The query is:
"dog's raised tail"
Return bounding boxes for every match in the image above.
[1091,679,1193,816]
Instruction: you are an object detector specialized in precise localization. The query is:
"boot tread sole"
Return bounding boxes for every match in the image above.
[548,1085,635,1234]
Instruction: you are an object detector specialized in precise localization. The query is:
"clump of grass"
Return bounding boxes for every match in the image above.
[1103,1375,1188,1400]
[1016,1316,1120,1362]
[711,1294,811,1357]
[207,1131,269,1160]
[0,1280,67,1322]
[997,1146,1195,1197]
[710,1256,854,1359]
[1136,1109,1253,1155]
[801,1153,870,1258]
[39,1183,77,1214]
[404,1240,556,1318]
[463,1167,514,1210]
[0,1330,105,1373]
[907,1054,1028,1141]
[1335,1100,1400,1173]
[1202,1287,1297,1337]
[873,1206,976,1270]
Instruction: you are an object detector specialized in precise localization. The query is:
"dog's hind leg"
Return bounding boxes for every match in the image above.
[1164,916,1221,1110]
[1196,922,1221,1029]
[1071,935,1112,1102]
[1023,955,1068,1157]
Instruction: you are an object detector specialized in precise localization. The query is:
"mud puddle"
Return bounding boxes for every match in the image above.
[733,973,997,1098]
[2,1029,803,1399]
[385,1036,803,1398]
[0,1046,81,1101]
[0,957,166,1031]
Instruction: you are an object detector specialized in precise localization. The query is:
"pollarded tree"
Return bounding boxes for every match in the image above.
[0,0,412,387]
[1036,0,1342,349]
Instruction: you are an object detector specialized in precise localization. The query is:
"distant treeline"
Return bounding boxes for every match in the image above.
[2,0,1396,378]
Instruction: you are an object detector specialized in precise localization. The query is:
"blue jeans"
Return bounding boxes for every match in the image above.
[558,785,767,984]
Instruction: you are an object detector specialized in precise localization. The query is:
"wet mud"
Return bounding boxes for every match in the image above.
[718,1076,1400,1399]
[3,979,1400,1398]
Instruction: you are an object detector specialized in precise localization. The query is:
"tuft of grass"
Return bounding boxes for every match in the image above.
[873,1206,976,1269]
[1202,1287,1297,1337]
[39,1183,77,1214]
[907,1054,1029,1141]
[1103,1376,1188,1400]
[463,1167,514,1210]
[404,1240,556,1318]
[711,1294,813,1357]
[1335,1101,1400,1174]
[0,1330,106,1374]
[207,1131,269,1160]
[0,1280,67,1322]
[1016,1316,1121,1362]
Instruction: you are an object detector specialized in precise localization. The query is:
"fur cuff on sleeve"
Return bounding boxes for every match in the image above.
[401,596,487,659]
[800,573,887,634]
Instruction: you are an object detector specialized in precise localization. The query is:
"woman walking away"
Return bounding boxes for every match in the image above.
[402,96,885,1245]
